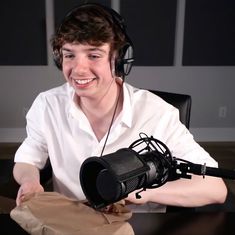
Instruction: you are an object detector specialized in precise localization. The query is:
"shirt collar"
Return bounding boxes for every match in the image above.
[68,82,133,128]
[67,83,83,120]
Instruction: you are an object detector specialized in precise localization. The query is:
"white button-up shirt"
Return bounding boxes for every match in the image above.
[15,82,217,201]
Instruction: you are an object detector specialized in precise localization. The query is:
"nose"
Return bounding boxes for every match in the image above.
[72,57,88,75]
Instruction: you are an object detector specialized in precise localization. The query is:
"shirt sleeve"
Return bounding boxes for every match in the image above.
[161,107,218,168]
[14,93,49,169]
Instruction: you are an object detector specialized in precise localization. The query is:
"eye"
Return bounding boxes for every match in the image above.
[88,54,101,60]
[62,53,74,59]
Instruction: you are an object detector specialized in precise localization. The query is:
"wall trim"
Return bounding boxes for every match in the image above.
[0,128,26,143]
[0,128,235,143]
[190,128,235,142]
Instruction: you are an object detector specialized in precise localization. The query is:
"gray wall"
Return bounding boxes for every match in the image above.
[0,0,234,142]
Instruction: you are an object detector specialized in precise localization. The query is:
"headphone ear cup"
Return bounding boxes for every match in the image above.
[115,42,134,77]
[53,50,62,70]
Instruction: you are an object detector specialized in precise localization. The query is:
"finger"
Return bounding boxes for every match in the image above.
[16,194,22,206]
[16,187,24,206]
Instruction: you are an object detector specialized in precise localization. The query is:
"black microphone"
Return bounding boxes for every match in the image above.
[80,134,235,209]
[80,135,176,209]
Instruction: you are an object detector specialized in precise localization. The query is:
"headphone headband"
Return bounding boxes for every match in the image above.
[53,3,134,77]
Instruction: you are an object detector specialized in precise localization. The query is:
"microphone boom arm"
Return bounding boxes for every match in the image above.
[175,159,235,180]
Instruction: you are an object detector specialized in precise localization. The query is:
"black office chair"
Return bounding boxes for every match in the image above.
[148,90,192,129]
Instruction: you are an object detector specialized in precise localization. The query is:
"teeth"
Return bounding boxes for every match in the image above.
[74,79,93,85]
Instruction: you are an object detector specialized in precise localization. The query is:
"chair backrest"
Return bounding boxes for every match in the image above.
[148,90,192,129]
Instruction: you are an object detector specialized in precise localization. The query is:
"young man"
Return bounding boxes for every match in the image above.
[13,3,227,211]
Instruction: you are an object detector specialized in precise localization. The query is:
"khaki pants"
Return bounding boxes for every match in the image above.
[10,192,134,235]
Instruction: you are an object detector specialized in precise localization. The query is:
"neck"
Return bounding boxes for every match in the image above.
[78,82,123,121]
[77,81,123,141]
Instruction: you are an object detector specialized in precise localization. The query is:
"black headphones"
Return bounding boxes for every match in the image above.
[53,3,134,78]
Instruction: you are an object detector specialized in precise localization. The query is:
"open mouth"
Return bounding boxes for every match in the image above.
[74,78,95,85]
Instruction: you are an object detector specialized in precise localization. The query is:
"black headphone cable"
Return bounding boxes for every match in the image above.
[99,78,124,157]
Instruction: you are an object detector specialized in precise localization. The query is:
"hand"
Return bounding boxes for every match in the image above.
[125,189,150,205]
[16,180,44,206]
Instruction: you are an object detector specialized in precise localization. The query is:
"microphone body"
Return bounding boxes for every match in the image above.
[80,146,172,209]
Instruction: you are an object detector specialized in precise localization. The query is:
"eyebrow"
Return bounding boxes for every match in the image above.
[61,47,72,52]
[61,46,107,54]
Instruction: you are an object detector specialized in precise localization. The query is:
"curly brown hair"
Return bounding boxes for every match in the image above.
[51,3,127,70]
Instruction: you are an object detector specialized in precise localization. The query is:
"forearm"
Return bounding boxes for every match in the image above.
[126,175,227,207]
[13,162,40,185]
[13,162,44,205]
[151,175,227,207]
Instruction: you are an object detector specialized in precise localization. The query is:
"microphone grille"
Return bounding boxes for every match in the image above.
[124,174,145,194]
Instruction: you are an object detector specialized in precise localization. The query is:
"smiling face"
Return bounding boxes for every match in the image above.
[62,42,116,100]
